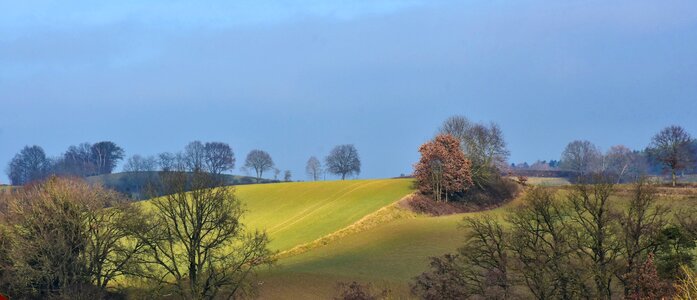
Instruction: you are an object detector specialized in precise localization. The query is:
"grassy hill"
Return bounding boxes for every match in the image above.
[237,178,414,251]
[256,194,518,299]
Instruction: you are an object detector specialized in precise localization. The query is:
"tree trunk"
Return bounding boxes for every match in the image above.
[672,169,677,187]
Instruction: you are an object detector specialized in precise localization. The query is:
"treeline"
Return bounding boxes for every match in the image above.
[6,140,364,187]
[411,177,697,299]
[513,125,697,186]
[6,141,124,185]
[0,171,274,299]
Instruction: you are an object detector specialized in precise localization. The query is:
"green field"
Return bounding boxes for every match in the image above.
[129,178,697,299]
[255,190,519,299]
[237,179,414,251]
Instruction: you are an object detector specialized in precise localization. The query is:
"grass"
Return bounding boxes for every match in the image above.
[257,197,519,299]
[256,184,697,299]
[236,179,414,251]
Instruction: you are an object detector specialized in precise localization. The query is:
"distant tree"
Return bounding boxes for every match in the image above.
[90,141,125,175]
[306,156,322,181]
[183,141,206,172]
[244,150,275,182]
[273,168,280,181]
[157,152,178,172]
[325,144,361,180]
[58,143,96,177]
[284,170,292,182]
[122,154,157,173]
[203,142,235,175]
[414,134,472,202]
[648,125,694,186]
[6,145,50,185]
[560,140,602,177]
[439,116,510,188]
[133,171,273,299]
[605,145,647,183]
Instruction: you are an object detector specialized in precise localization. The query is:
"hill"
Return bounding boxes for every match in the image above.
[236,178,414,251]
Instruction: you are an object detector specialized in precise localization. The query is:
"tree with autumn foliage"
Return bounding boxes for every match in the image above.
[414,134,473,202]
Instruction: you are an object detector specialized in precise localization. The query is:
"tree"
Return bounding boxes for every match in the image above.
[325,144,361,180]
[560,140,602,177]
[508,187,583,300]
[184,141,206,172]
[306,156,322,181]
[133,171,274,299]
[56,143,96,177]
[334,281,390,300]
[413,134,472,202]
[244,150,274,183]
[648,125,694,186]
[567,177,621,299]
[90,141,125,175]
[605,145,647,183]
[2,177,144,298]
[284,170,292,182]
[411,254,470,300]
[157,152,178,172]
[439,116,510,188]
[6,145,50,185]
[203,142,235,175]
[616,178,668,297]
[122,154,157,172]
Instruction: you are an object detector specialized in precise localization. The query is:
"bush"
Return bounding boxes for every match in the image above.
[334,281,390,300]
[458,175,519,206]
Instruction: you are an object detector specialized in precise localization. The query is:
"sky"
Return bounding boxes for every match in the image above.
[1,0,697,183]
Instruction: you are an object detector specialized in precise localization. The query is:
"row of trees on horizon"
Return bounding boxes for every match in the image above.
[4,140,362,186]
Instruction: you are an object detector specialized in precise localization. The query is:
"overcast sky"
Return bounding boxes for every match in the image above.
[1,0,697,183]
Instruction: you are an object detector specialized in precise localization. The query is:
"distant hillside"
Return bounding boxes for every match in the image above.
[86,172,276,200]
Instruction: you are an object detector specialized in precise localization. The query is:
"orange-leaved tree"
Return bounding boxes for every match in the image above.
[414,134,473,202]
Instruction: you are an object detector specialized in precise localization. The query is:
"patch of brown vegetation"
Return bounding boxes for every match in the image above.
[401,193,508,216]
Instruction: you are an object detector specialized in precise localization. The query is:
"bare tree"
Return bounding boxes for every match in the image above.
[567,177,621,299]
[6,145,50,185]
[244,150,275,183]
[157,152,177,171]
[122,154,157,172]
[184,141,206,172]
[305,156,322,181]
[325,144,361,180]
[560,140,602,177]
[204,142,235,175]
[3,177,144,297]
[439,116,510,188]
[605,145,647,183]
[134,171,274,299]
[284,170,292,182]
[616,178,668,298]
[648,125,694,186]
[508,187,584,300]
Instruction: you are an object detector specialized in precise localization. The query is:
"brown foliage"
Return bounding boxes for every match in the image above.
[414,134,473,202]
[334,281,390,300]
[626,253,670,299]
